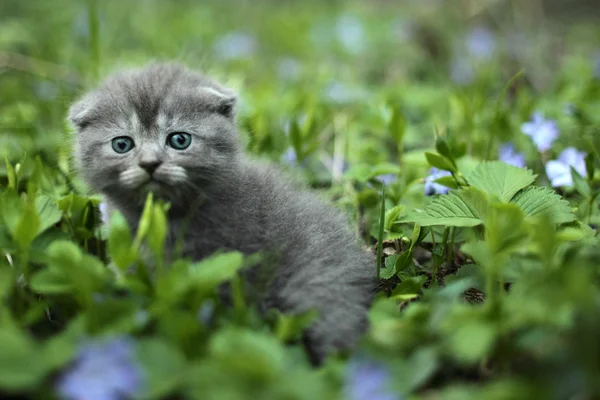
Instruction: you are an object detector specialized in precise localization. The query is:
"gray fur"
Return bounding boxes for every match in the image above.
[68,62,376,365]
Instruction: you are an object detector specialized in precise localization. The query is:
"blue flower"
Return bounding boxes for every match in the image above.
[98,202,109,224]
[197,299,215,327]
[213,32,257,61]
[335,14,365,54]
[345,357,402,400]
[424,168,452,196]
[545,147,587,187]
[466,26,496,60]
[57,336,144,400]
[276,58,302,81]
[324,81,363,104]
[593,51,600,79]
[390,19,414,42]
[449,56,475,85]
[498,143,526,168]
[521,112,559,152]
[375,173,397,185]
[280,147,298,165]
[563,103,576,116]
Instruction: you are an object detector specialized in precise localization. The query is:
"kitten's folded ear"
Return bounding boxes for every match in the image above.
[67,96,95,130]
[201,86,237,119]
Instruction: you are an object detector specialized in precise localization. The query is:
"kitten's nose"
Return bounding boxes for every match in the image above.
[139,160,161,174]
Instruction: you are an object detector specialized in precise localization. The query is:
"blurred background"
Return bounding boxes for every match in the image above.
[1,0,599,185]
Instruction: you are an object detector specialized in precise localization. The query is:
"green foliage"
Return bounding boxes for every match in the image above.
[1,0,600,399]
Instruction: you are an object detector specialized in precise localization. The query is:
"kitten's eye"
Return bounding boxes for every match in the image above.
[112,136,135,154]
[167,132,192,150]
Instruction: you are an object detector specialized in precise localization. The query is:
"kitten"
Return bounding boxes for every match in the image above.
[68,62,376,365]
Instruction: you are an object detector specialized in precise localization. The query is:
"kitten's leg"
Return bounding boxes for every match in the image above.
[301,301,371,366]
[271,271,376,366]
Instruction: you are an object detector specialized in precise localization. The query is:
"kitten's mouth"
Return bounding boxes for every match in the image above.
[141,179,164,191]
[136,177,164,194]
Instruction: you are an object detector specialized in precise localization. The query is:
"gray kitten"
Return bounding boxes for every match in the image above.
[68,62,376,365]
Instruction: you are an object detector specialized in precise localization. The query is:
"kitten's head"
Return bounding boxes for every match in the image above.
[68,62,240,212]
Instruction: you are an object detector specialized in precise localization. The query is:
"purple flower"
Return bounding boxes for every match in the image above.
[545,147,587,187]
[213,32,256,61]
[57,336,144,400]
[498,143,526,168]
[424,168,452,196]
[466,26,496,60]
[345,358,401,400]
[521,112,559,152]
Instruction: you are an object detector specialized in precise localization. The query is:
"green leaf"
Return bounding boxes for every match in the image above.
[272,309,318,342]
[29,269,71,294]
[0,190,22,236]
[85,299,142,334]
[425,152,457,173]
[570,166,591,198]
[446,317,497,363]
[394,347,439,393]
[511,186,576,224]
[584,153,595,179]
[357,188,380,208]
[0,267,15,304]
[108,211,136,270]
[371,163,402,177]
[394,250,414,273]
[35,195,62,233]
[344,164,372,183]
[0,329,51,391]
[445,264,485,291]
[435,137,457,170]
[485,203,527,255]
[384,205,405,231]
[466,161,536,202]
[391,275,427,298]
[380,254,398,279]
[209,328,284,381]
[137,338,187,399]
[288,118,303,161]
[29,229,72,262]
[189,252,245,294]
[402,188,488,227]
[412,225,430,247]
[34,241,108,304]
[434,176,459,190]
[14,198,40,249]
[41,334,76,371]
[389,108,406,145]
[148,203,168,259]
[135,193,154,248]
[5,158,16,190]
